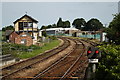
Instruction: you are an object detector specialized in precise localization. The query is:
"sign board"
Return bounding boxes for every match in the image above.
[88,59,98,63]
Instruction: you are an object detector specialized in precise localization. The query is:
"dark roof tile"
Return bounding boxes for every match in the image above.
[13,14,38,24]
[5,30,14,36]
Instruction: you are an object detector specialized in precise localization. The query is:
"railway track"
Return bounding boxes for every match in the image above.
[31,38,88,80]
[2,37,76,80]
[80,39,98,47]
[1,37,72,79]
[2,37,97,80]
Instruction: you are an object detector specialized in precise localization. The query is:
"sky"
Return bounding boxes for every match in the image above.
[118,1,120,13]
[1,2,119,29]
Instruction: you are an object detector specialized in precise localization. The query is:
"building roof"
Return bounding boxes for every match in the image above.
[40,27,79,31]
[5,30,14,36]
[13,14,38,24]
[19,32,33,38]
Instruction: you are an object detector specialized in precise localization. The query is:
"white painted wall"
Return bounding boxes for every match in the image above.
[33,33,37,40]
[33,22,38,28]
[33,32,38,44]
[39,31,42,36]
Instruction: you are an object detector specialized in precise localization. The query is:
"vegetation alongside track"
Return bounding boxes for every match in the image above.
[94,13,120,80]
[95,44,120,80]
[2,39,60,59]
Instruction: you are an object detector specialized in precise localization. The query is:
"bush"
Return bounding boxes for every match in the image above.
[95,44,120,80]
[49,36,57,40]
[29,45,40,50]
[2,43,41,55]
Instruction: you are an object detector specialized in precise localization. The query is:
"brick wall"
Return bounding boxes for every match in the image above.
[15,32,33,46]
[9,32,18,43]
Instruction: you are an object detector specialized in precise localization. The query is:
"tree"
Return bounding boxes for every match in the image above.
[2,25,14,31]
[40,26,47,30]
[42,31,47,37]
[83,18,103,31]
[57,18,71,28]
[2,27,6,31]
[63,21,70,28]
[47,25,52,28]
[72,18,86,30]
[51,24,57,28]
[57,18,64,27]
[106,13,120,44]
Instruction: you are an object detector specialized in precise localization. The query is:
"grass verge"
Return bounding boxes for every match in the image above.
[18,40,60,59]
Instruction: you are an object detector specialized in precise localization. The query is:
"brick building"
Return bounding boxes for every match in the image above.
[13,14,39,45]
[15,32,33,46]
[8,14,39,46]
[5,30,14,41]
[9,31,18,43]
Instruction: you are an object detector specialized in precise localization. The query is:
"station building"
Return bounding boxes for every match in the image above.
[9,14,39,46]
[39,27,79,36]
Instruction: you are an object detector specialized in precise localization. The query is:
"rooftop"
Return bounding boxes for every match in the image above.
[13,14,38,24]
[40,27,79,31]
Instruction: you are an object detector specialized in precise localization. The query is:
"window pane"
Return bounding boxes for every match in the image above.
[21,39,26,44]
[28,22,33,27]
[21,34,27,37]
[19,22,23,30]
[24,22,28,27]
[21,41,25,44]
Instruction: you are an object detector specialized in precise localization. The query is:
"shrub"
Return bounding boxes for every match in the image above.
[29,45,40,50]
[49,36,57,40]
[95,44,120,80]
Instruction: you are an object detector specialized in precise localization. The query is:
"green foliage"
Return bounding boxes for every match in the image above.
[83,18,103,31]
[29,45,41,50]
[72,18,86,30]
[47,25,52,28]
[82,32,86,35]
[95,44,120,80]
[40,26,47,30]
[17,40,60,59]
[57,17,71,28]
[63,20,70,28]
[2,25,14,31]
[51,24,57,28]
[2,43,40,55]
[42,31,47,37]
[40,24,57,30]
[57,17,64,27]
[49,36,57,40]
[2,39,60,59]
[106,13,120,45]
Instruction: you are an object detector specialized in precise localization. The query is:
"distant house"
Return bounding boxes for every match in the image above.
[12,14,39,45]
[15,32,33,46]
[9,31,19,43]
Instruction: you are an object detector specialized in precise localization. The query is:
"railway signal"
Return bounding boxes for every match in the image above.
[87,47,101,59]
[86,47,101,80]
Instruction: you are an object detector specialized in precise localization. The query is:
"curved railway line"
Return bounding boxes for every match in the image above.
[32,38,88,80]
[2,37,98,80]
[2,37,71,79]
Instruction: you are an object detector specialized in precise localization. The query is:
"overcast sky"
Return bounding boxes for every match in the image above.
[118,1,120,13]
[1,2,119,29]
